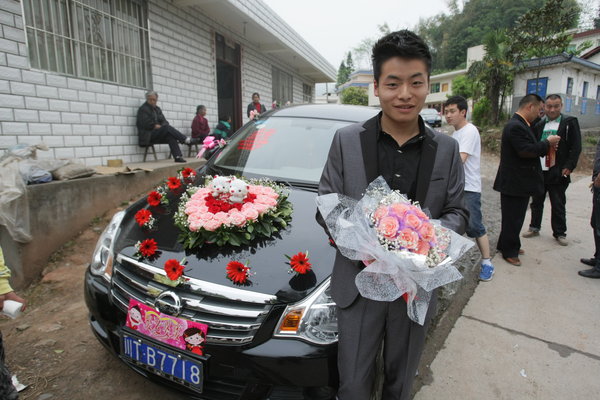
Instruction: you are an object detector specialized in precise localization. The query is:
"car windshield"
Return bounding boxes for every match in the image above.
[211,116,353,184]
[420,109,438,115]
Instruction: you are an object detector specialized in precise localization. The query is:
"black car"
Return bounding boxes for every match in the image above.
[419,108,442,127]
[84,104,380,399]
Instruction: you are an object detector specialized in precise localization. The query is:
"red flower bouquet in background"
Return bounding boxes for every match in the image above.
[316,176,473,325]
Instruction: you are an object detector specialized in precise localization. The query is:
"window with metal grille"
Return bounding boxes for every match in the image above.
[272,66,293,106]
[302,83,312,103]
[22,0,151,88]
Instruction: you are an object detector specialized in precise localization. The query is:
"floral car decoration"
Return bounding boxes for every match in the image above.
[174,175,293,249]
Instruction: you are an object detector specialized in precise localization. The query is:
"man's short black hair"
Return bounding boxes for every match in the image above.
[519,93,543,108]
[371,30,432,83]
[546,94,562,102]
[444,95,468,112]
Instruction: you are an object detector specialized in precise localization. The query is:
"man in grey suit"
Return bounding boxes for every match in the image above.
[318,30,468,400]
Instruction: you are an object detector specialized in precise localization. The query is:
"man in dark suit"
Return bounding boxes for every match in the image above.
[579,139,600,279]
[522,94,582,246]
[318,30,468,400]
[136,91,197,163]
[493,94,561,266]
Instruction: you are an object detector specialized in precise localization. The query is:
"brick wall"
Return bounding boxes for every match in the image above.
[0,0,317,166]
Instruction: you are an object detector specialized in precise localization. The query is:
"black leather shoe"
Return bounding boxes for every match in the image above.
[174,157,186,163]
[578,268,600,279]
[580,258,598,267]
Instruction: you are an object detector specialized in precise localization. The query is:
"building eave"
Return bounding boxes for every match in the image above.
[518,53,600,72]
[172,0,336,82]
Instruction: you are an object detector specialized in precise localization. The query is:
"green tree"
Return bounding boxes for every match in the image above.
[415,0,581,71]
[336,60,349,88]
[509,0,580,60]
[450,75,479,99]
[468,30,513,125]
[345,52,355,74]
[340,87,368,106]
[509,0,580,100]
[352,23,391,68]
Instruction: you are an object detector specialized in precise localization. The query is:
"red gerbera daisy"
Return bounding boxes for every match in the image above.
[167,177,182,190]
[135,209,152,227]
[164,259,185,281]
[226,261,250,284]
[138,238,158,257]
[147,191,162,207]
[288,251,312,275]
[181,168,195,179]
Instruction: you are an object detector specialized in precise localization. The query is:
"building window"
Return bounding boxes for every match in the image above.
[272,66,293,105]
[582,81,589,98]
[566,77,573,95]
[302,83,313,103]
[441,83,448,92]
[596,85,600,100]
[22,0,151,88]
[430,82,440,93]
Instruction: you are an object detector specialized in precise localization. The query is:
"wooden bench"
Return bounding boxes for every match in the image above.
[141,144,157,161]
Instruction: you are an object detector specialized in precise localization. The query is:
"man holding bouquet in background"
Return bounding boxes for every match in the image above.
[318,30,467,400]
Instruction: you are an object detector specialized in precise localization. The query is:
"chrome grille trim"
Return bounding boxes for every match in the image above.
[119,255,277,304]
[111,254,275,344]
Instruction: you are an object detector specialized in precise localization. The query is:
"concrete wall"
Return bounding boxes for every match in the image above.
[0,0,317,166]
[0,160,205,290]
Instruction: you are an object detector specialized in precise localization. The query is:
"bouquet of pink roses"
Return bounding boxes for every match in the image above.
[316,176,473,325]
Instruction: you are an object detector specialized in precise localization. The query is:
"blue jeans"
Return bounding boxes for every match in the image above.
[464,191,486,238]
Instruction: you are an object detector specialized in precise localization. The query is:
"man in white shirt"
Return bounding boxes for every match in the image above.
[444,96,494,281]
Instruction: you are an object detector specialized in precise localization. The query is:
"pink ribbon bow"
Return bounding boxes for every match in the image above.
[196,137,227,159]
[196,136,216,159]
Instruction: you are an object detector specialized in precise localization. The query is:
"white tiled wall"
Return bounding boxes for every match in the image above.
[0,0,316,166]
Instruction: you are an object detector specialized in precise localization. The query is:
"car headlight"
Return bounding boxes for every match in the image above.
[90,210,125,281]
[274,278,338,345]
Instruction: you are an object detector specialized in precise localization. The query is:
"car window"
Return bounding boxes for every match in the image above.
[420,109,437,115]
[212,117,353,184]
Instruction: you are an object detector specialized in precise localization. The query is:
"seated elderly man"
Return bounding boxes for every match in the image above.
[137,90,198,163]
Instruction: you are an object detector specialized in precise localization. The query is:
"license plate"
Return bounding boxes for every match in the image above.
[121,332,204,392]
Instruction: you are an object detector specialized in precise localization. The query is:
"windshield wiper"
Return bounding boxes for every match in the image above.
[274,179,318,191]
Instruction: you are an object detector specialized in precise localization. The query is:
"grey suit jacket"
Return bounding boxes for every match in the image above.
[318,114,468,308]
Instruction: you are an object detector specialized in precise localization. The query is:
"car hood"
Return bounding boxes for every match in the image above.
[114,184,336,304]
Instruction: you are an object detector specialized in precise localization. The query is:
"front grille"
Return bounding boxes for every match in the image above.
[111,254,276,345]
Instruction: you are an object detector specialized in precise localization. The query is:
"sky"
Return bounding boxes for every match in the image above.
[262,0,450,71]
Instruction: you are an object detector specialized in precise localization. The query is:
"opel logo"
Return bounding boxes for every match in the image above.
[154,291,183,317]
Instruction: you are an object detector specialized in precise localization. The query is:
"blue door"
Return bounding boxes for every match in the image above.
[527,77,548,98]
